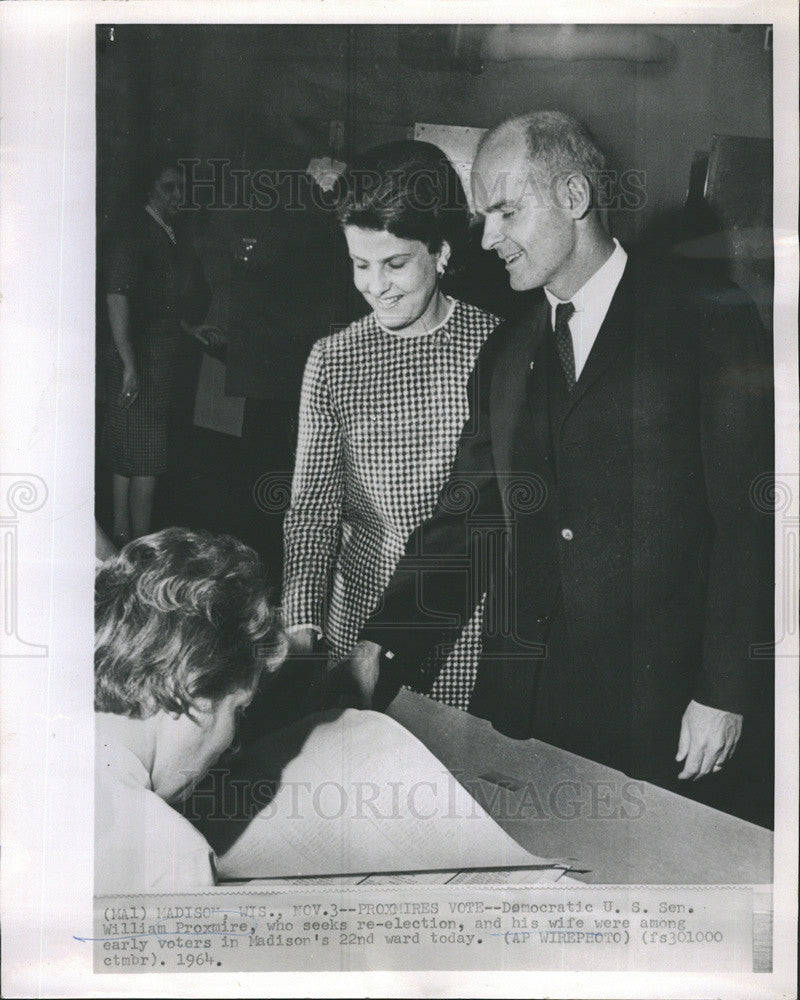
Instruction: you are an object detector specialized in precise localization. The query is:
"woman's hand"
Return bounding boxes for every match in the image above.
[286,627,319,659]
[181,321,227,350]
[106,293,138,405]
[120,366,139,408]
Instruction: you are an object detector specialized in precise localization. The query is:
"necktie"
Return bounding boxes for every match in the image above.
[553,301,576,389]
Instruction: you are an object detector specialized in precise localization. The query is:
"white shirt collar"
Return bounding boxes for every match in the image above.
[544,238,627,380]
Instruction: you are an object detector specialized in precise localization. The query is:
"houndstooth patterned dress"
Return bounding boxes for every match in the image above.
[283,298,500,709]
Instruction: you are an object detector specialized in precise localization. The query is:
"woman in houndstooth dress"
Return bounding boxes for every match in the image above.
[282,141,500,709]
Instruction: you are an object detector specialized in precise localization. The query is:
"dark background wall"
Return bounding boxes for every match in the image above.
[95,23,773,567]
[98,23,773,224]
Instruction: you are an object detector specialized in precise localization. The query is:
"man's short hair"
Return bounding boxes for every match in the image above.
[95,528,286,719]
[479,110,607,190]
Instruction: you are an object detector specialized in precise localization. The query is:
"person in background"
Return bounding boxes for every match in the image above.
[100,158,223,546]
[94,528,286,893]
[281,140,501,713]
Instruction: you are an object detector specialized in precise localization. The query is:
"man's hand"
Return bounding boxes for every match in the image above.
[330,640,382,709]
[676,699,743,780]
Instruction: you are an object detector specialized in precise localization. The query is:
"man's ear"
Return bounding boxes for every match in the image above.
[557,171,593,219]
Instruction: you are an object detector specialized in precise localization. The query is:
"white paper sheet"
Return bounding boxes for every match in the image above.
[203,710,567,879]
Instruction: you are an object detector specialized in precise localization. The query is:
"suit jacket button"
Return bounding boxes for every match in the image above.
[536,616,549,626]
[561,528,574,541]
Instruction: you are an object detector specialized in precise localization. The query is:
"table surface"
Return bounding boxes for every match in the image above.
[387,689,773,886]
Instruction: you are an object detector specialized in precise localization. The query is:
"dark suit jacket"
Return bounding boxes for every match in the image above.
[361,256,774,778]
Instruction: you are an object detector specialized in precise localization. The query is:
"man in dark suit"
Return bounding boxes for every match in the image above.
[337,111,773,812]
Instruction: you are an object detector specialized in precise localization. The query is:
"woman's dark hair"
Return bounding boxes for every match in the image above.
[336,140,470,276]
[95,528,286,719]
[135,155,182,205]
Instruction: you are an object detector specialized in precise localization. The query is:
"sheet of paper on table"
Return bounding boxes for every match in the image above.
[188,709,575,882]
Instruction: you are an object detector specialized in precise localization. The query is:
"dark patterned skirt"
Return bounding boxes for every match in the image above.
[100,333,180,477]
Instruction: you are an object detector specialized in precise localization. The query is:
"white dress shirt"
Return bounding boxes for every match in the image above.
[544,238,628,380]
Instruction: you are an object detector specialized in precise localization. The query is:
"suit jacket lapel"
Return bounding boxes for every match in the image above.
[524,302,553,460]
[560,263,635,425]
[489,302,550,477]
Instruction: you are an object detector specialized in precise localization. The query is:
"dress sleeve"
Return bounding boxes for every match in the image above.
[106,230,140,297]
[282,339,345,634]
